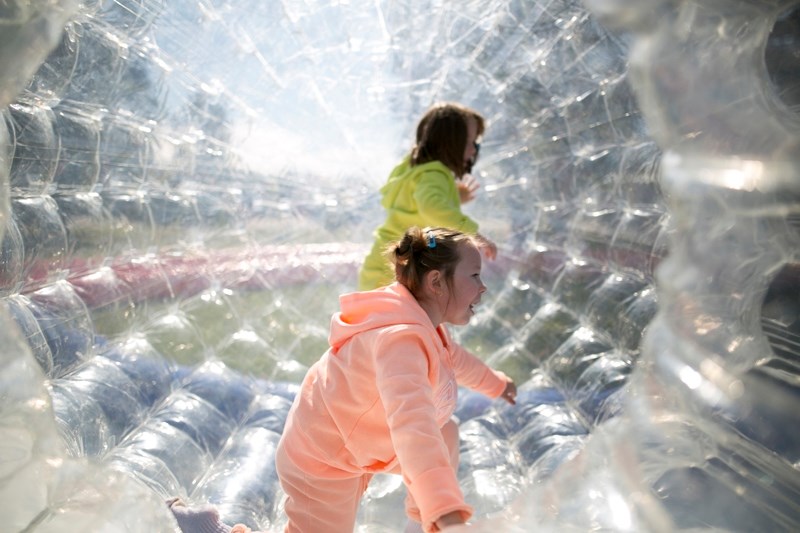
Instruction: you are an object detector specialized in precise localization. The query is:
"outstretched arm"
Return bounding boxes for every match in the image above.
[450,341,515,400]
[374,330,474,530]
[414,171,480,233]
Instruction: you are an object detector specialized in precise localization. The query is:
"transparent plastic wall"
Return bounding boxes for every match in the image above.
[1,0,798,532]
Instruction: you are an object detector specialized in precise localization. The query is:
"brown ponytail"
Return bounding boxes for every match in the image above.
[387,226,485,298]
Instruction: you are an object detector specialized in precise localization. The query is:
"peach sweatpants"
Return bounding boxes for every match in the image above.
[276,419,460,533]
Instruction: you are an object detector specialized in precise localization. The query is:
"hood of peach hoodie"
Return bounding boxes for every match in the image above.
[328,282,439,351]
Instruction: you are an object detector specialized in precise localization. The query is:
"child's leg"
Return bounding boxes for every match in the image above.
[277,447,371,533]
[403,418,461,525]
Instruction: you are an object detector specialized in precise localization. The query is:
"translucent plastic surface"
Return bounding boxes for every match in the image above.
[1,0,798,531]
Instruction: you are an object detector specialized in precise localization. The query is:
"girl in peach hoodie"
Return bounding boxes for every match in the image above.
[276,226,517,533]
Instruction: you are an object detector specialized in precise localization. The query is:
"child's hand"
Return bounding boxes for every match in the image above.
[457,174,480,204]
[480,237,498,261]
[500,380,517,405]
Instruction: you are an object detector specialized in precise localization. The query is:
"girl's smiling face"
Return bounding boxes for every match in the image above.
[442,242,486,325]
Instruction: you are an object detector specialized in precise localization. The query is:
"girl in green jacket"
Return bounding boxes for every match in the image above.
[358,102,498,291]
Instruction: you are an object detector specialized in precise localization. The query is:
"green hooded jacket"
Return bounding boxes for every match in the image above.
[358,156,479,291]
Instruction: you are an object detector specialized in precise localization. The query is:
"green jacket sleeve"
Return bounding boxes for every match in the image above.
[413,169,479,234]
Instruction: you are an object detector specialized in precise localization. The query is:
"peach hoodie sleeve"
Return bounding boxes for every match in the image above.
[450,341,511,398]
[372,326,473,532]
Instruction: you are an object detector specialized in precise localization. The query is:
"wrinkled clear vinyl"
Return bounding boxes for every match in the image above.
[1,0,798,531]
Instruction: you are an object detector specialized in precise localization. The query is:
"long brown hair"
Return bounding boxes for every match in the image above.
[411,102,485,177]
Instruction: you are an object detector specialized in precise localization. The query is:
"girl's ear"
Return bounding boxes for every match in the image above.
[426,269,444,296]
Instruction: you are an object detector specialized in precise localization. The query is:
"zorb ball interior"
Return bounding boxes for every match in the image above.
[1,1,799,532]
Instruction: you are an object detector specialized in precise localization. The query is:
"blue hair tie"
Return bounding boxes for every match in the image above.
[426,232,436,249]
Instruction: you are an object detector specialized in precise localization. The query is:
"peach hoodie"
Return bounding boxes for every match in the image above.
[280,282,510,531]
